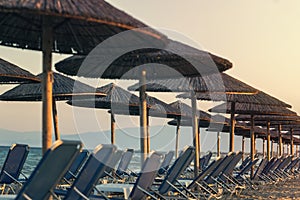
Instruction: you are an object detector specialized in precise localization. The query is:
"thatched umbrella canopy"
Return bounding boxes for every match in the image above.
[67,83,182,146]
[0,58,40,84]
[128,73,257,93]
[178,88,292,153]
[0,0,166,153]
[236,114,300,159]
[0,72,105,140]
[209,102,296,176]
[55,40,232,79]
[55,38,232,172]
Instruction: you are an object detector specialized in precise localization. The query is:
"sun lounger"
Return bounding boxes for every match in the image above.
[59,144,117,200]
[0,144,29,194]
[115,149,134,178]
[0,140,83,200]
[94,152,162,200]
[63,149,89,182]
[158,151,174,175]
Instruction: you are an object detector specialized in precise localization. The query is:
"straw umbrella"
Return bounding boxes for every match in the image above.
[178,88,291,152]
[129,73,258,154]
[127,72,256,174]
[67,83,182,147]
[0,58,40,84]
[0,72,105,140]
[67,83,142,145]
[0,0,165,153]
[166,101,211,158]
[236,115,300,159]
[209,102,296,177]
[55,39,232,171]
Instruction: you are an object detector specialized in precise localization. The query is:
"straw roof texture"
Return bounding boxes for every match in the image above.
[168,101,211,120]
[178,91,291,108]
[0,72,103,101]
[247,120,300,126]
[209,102,296,116]
[55,40,232,79]
[67,83,182,118]
[236,114,300,122]
[0,0,166,54]
[128,73,256,93]
[0,58,40,84]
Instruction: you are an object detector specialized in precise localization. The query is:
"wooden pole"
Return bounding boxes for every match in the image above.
[52,99,60,141]
[229,102,236,152]
[139,70,148,165]
[191,91,200,177]
[175,118,181,159]
[147,111,150,153]
[262,138,265,158]
[242,136,245,161]
[271,140,273,158]
[217,132,221,158]
[266,121,271,161]
[250,114,255,178]
[278,124,282,157]
[110,112,115,144]
[290,128,294,157]
[42,16,53,154]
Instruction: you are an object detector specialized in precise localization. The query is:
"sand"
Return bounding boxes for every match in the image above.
[237,177,300,200]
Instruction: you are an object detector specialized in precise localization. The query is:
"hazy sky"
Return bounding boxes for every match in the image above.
[0,1,299,151]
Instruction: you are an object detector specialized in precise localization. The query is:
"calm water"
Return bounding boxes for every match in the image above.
[0,145,143,177]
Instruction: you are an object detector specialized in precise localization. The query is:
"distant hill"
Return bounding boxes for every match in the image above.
[0,126,253,152]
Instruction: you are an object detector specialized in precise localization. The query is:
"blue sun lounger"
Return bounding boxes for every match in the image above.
[57,144,117,200]
[94,152,162,200]
[0,140,82,200]
[0,144,29,194]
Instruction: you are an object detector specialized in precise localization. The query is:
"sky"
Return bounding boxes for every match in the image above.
[0,1,299,151]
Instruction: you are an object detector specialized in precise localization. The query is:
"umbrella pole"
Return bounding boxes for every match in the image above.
[52,99,60,141]
[262,138,265,157]
[242,136,245,161]
[229,102,236,152]
[191,90,200,178]
[290,128,294,157]
[139,70,148,166]
[147,111,150,153]
[266,121,271,161]
[111,112,115,144]
[175,118,181,159]
[217,132,221,158]
[42,16,54,154]
[271,140,273,158]
[278,124,282,157]
[250,114,255,178]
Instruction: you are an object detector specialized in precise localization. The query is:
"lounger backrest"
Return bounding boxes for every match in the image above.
[252,158,268,180]
[236,158,259,179]
[0,144,29,184]
[205,152,235,184]
[285,158,300,172]
[275,156,292,171]
[129,152,162,200]
[64,144,116,200]
[200,151,213,170]
[261,157,276,175]
[158,146,195,195]
[15,140,82,200]
[238,156,251,171]
[222,151,243,176]
[158,151,174,175]
[64,149,89,180]
[116,148,134,176]
[106,150,123,174]
[268,157,282,172]
[187,157,222,190]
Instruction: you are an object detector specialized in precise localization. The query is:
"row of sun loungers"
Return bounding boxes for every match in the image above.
[0,141,299,199]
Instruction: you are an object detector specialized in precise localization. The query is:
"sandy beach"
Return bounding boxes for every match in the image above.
[237,177,300,200]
